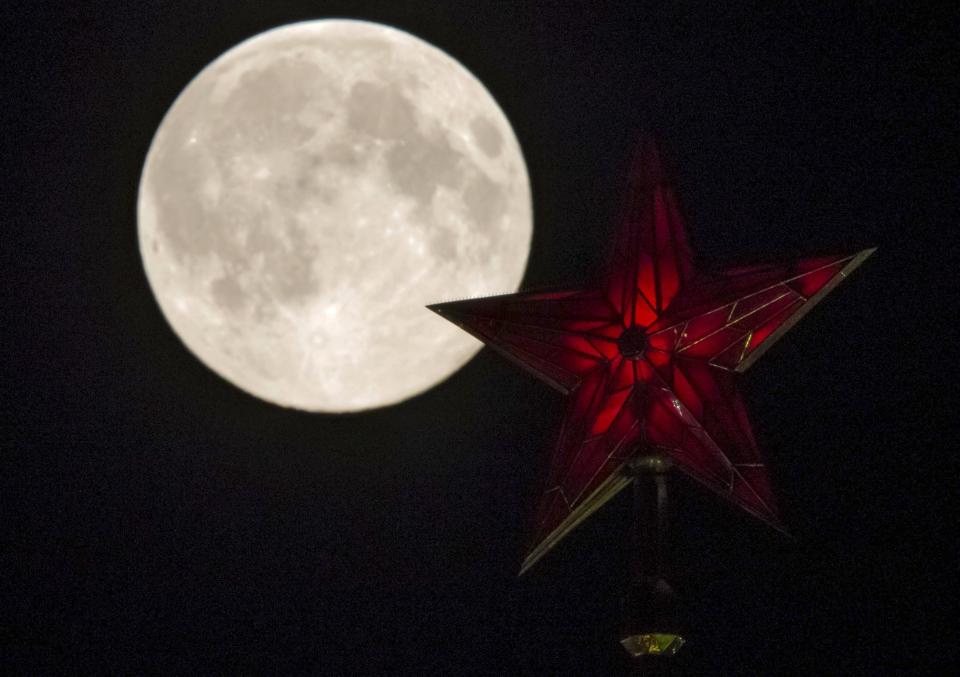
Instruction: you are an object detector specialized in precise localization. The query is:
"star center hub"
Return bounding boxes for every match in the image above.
[618,327,647,360]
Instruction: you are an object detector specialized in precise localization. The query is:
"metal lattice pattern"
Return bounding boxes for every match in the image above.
[429,140,874,573]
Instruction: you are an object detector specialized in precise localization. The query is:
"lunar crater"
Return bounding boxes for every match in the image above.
[470,116,503,157]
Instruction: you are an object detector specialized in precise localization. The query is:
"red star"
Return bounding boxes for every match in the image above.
[429,140,874,574]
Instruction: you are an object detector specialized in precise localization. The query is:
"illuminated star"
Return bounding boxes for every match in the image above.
[429,140,874,573]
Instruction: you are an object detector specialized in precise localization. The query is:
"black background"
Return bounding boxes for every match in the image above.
[5,2,956,674]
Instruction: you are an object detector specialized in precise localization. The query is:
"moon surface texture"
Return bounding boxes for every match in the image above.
[138,20,532,412]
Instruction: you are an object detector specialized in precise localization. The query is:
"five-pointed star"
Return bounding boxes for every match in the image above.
[429,140,874,574]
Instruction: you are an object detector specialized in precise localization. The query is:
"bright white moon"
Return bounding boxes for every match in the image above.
[138,20,532,412]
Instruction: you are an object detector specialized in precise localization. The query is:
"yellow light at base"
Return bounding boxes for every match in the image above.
[620,633,685,657]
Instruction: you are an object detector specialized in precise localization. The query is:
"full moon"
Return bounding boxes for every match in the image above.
[138,20,532,412]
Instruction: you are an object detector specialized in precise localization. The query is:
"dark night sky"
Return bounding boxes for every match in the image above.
[6,2,957,674]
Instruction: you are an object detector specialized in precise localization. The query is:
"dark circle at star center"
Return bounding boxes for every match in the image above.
[618,327,647,360]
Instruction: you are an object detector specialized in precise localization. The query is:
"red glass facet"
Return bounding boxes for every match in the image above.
[428,140,874,573]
